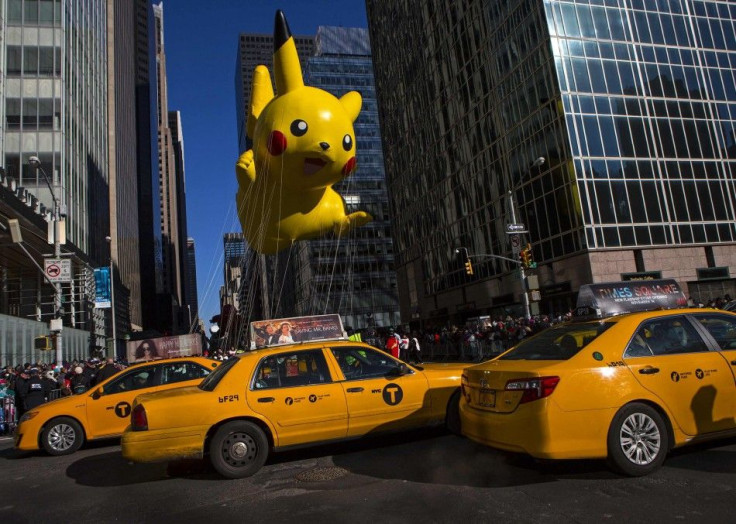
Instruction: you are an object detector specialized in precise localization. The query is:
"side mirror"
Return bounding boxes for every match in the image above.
[391,363,410,376]
[91,388,102,400]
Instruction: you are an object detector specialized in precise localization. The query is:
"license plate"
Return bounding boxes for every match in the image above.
[478,388,496,408]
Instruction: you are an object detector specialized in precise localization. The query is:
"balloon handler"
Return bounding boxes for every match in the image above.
[236,10,372,255]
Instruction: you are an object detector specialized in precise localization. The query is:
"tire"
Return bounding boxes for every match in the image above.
[41,417,84,456]
[209,421,269,479]
[445,390,462,435]
[607,403,669,476]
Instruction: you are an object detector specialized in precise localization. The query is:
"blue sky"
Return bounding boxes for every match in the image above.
[163,1,368,328]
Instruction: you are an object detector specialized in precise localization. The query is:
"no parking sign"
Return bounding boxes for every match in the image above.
[44,258,71,283]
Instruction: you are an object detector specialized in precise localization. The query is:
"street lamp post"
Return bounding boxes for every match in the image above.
[29,156,63,365]
[105,235,117,358]
[507,156,545,320]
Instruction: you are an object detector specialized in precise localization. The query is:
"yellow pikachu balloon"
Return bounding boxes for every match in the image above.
[235,10,373,255]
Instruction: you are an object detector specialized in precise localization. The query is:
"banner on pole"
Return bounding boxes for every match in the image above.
[94,267,111,308]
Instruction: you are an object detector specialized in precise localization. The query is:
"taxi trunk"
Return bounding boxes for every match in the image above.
[462,361,560,414]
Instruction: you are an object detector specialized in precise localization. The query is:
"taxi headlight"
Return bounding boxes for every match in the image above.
[19,411,39,424]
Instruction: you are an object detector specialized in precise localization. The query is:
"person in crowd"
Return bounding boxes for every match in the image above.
[94,357,119,385]
[23,368,52,410]
[408,332,423,364]
[70,366,90,394]
[13,366,29,420]
[399,333,410,361]
[385,330,400,359]
[42,370,57,396]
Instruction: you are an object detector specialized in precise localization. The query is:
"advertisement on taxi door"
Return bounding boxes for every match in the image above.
[126,333,202,362]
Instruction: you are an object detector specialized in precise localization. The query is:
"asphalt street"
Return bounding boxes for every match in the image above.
[1,429,735,523]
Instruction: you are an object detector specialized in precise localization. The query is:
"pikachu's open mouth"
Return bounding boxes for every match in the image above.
[304,157,327,175]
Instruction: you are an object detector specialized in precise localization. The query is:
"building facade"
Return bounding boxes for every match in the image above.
[185,236,198,328]
[366,0,736,325]
[1,0,112,355]
[152,1,184,333]
[290,26,400,330]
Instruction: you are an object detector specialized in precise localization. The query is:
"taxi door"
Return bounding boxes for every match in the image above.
[690,312,736,427]
[623,315,736,436]
[328,345,430,437]
[86,364,161,438]
[246,348,348,448]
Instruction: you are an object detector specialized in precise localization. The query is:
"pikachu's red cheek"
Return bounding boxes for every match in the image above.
[342,157,356,176]
[267,131,287,156]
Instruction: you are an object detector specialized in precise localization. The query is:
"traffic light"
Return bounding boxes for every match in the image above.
[456,247,473,275]
[34,335,51,351]
[520,243,537,269]
[465,259,474,275]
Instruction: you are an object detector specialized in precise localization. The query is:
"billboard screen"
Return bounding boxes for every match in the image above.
[126,333,202,362]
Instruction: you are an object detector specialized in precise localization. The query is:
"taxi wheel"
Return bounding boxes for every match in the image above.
[445,390,462,435]
[210,421,269,479]
[607,403,669,477]
[41,417,84,456]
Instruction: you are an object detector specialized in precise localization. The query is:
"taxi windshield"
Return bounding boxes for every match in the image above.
[499,321,615,360]
[199,356,239,391]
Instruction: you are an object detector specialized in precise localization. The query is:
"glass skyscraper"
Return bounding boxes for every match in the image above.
[366,0,736,324]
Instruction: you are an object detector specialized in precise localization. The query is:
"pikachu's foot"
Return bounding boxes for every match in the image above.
[335,211,373,236]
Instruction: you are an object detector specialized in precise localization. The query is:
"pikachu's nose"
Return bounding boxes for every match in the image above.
[319,142,330,151]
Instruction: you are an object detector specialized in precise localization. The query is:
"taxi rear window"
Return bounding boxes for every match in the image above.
[199,356,239,391]
[499,321,615,361]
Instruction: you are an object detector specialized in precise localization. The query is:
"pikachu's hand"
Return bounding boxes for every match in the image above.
[236,150,256,185]
[334,211,373,236]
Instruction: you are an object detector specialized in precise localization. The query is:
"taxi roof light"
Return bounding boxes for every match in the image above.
[506,376,560,404]
[131,404,148,431]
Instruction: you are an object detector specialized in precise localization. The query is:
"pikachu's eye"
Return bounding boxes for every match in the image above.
[342,134,353,151]
[290,119,308,137]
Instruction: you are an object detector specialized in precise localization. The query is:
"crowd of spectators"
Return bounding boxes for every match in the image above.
[0,358,125,434]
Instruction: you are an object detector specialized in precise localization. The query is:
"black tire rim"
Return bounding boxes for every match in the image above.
[220,431,258,468]
[619,412,661,465]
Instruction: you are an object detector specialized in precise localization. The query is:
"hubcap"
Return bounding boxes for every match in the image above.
[620,412,661,465]
[48,423,76,451]
[221,432,257,467]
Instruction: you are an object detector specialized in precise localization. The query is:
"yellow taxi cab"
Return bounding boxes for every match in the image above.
[15,357,218,455]
[460,279,736,476]
[122,314,465,478]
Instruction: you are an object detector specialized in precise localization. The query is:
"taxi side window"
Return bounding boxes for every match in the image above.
[693,314,736,350]
[625,317,708,358]
[253,350,331,389]
[331,346,400,380]
[160,362,210,385]
[104,366,158,394]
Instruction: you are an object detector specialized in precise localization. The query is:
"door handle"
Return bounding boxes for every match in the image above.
[106,406,114,410]
[346,387,364,393]
[639,367,660,375]
[257,397,275,403]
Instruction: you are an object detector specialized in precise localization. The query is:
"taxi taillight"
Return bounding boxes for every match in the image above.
[131,404,148,431]
[505,376,560,404]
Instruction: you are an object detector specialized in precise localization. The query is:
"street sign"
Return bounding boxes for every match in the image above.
[44,258,71,283]
[506,223,526,233]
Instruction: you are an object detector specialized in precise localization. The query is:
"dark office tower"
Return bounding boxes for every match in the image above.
[288,26,400,330]
[153,2,183,333]
[108,0,143,343]
[134,0,164,332]
[169,110,193,331]
[366,0,736,325]
[186,237,199,327]
[233,29,314,322]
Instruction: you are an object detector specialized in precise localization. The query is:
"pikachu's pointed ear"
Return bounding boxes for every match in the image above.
[273,10,304,94]
[247,65,274,139]
[340,91,362,123]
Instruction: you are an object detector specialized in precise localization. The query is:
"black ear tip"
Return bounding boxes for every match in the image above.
[274,10,292,52]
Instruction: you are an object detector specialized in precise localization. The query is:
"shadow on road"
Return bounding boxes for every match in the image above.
[665,436,736,474]
[66,452,220,486]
